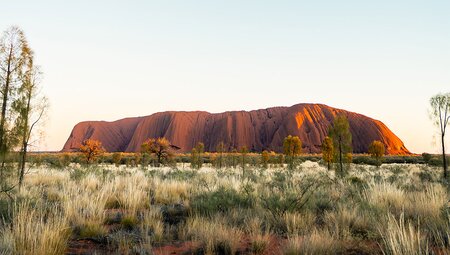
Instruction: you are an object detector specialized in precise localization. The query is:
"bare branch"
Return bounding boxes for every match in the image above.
[27,105,45,143]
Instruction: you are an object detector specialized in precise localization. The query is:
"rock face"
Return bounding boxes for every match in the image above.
[62,104,410,154]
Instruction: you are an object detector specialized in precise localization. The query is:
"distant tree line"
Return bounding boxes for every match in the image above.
[76,91,450,182]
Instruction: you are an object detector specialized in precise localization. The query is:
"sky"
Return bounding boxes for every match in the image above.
[0,0,449,153]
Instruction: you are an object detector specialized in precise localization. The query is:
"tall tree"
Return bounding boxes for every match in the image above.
[368,140,385,167]
[13,49,48,187]
[216,141,225,169]
[190,142,204,169]
[141,137,174,167]
[261,150,270,169]
[283,135,302,169]
[80,139,105,165]
[328,115,352,175]
[0,27,33,192]
[240,146,248,178]
[321,136,334,170]
[430,93,450,179]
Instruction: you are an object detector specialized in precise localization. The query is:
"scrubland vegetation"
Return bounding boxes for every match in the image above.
[1,158,449,254]
[1,26,449,254]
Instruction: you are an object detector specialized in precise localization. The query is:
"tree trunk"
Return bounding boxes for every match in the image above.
[157,152,161,167]
[18,143,27,188]
[18,92,32,189]
[0,47,13,152]
[0,46,13,186]
[442,134,448,179]
[339,138,343,175]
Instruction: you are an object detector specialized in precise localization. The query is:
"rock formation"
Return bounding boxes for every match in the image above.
[62,104,410,154]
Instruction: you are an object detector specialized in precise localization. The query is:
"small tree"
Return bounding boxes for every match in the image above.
[216,141,225,169]
[283,135,302,169]
[422,153,432,164]
[368,140,385,167]
[141,137,174,167]
[190,142,204,169]
[430,93,450,179]
[321,136,334,170]
[240,146,248,177]
[140,151,151,169]
[112,152,122,167]
[261,150,270,169]
[229,148,238,168]
[80,139,105,165]
[329,115,352,176]
[277,154,284,167]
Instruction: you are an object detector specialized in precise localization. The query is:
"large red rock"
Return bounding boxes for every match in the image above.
[62,104,410,154]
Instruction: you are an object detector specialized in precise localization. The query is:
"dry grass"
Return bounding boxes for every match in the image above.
[0,201,70,255]
[404,184,447,222]
[152,179,190,205]
[140,206,165,243]
[1,162,449,254]
[182,216,243,254]
[283,211,315,237]
[325,205,373,240]
[284,229,339,255]
[380,213,429,255]
[365,182,406,214]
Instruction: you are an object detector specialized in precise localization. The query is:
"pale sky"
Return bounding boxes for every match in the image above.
[1,0,449,153]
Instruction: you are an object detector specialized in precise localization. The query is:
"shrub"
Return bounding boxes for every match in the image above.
[112,152,122,166]
[191,187,252,215]
[422,153,432,164]
[75,223,108,241]
[183,216,243,255]
[121,215,139,231]
[104,196,121,209]
[251,233,271,254]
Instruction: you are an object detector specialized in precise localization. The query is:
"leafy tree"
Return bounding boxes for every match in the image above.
[321,136,334,170]
[141,137,175,167]
[277,154,284,167]
[112,152,122,166]
[430,93,450,179]
[140,151,151,169]
[329,115,352,175]
[190,142,204,169]
[261,150,270,169]
[283,135,302,169]
[368,140,385,167]
[80,139,105,164]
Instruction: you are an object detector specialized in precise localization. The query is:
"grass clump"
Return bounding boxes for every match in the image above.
[0,201,71,255]
[121,215,139,231]
[182,216,243,254]
[284,229,340,255]
[75,223,108,241]
[380,213,429,255]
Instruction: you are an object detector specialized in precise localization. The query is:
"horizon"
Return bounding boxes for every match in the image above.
[1,1,449,154]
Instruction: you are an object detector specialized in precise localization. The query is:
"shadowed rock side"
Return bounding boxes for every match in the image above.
[62,104,410,154]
